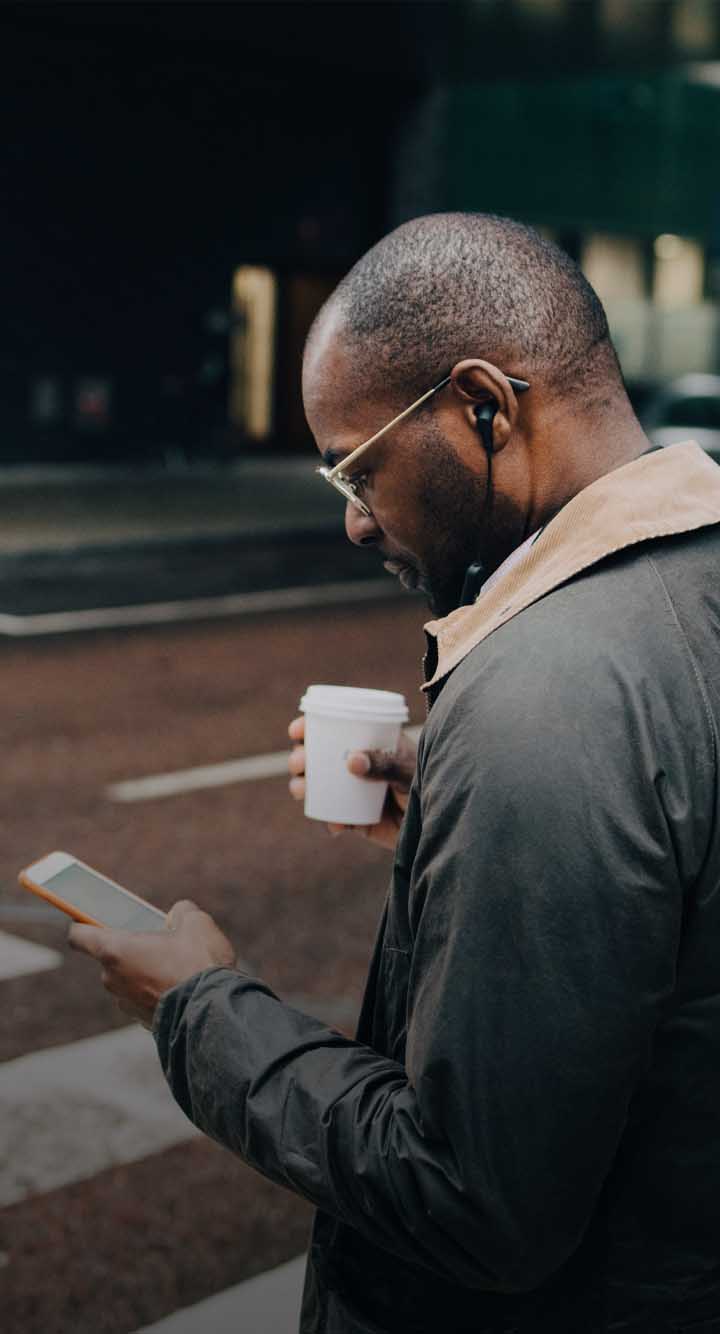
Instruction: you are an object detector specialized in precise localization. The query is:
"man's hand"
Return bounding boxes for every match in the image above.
[68,899,236,1029]
[288,716,417,852]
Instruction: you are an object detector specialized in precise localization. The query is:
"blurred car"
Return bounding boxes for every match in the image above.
[641,374,720,462]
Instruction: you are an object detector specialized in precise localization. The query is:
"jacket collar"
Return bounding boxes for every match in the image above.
[423,442,720,692]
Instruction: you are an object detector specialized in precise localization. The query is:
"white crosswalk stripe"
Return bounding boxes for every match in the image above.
[0,994,357,1209]
[107,725,424,803]
[0,1024,199,1207]
[107,750,292,802]
[131,1254,308,1334]
[0,930,62,980]
[2,726,404,1329]
[0,991,353,1331]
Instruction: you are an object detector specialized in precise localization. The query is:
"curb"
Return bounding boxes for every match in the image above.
[0,521,344,567]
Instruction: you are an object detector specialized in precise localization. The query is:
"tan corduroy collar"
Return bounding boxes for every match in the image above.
[423,441,720,692]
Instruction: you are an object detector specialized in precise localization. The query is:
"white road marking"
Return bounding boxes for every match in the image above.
[107,725,424,804]
[0,1024,198,1206]
[0,578,400,638]
[132,1254,307,1334]
[0,930,62,980]
[0,904,57,922]
[0,994,357,1206]
[108,751,291,802]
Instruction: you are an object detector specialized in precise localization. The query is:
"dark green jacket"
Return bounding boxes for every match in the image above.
[155,443,720,1333]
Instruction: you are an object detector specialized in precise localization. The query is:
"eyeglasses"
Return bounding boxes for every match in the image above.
[316,371,530,516]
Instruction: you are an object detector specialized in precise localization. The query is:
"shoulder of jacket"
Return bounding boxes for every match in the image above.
[426,548,701,734]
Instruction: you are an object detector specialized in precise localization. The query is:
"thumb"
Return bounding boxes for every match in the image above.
[347,748,410,787]
[167,899,200,929]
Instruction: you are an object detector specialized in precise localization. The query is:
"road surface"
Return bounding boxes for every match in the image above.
[0,596,428,1334]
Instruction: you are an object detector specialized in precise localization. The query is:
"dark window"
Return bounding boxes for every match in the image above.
[663,396,720,429]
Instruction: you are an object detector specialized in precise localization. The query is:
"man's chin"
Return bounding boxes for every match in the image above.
[424,576,468,618]
[383,558,421,592]
[417,580,459,619]
[382,559,462,617]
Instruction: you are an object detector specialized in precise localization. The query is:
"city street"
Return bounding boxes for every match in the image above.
[6,0,720,1329]
[0,595,427,1334]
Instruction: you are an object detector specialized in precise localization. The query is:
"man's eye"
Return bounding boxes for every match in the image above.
[348,472,369,490]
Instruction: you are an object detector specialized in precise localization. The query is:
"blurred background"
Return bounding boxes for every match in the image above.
[4,0,720,468]
[2,3,720,1333]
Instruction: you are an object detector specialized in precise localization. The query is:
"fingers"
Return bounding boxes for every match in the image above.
[68,923,115,960]
[289,718,414,816]
[288,741,305,801]
[287,745,305,776]
[326,822,375,839]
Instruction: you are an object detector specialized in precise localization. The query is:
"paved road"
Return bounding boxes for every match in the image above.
[0,597,428,1334]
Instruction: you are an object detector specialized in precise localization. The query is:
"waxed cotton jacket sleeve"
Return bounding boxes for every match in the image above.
[153,599,710,1293]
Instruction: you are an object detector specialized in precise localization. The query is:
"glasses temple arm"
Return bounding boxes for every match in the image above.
[325,373,529,480]
[325,376,451,479]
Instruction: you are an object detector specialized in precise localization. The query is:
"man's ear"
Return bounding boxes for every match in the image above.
[450,359,521,453]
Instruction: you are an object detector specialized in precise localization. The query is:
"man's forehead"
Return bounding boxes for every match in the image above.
[303,316,390,447]
[303,325,354,405]
[304,312,361,401]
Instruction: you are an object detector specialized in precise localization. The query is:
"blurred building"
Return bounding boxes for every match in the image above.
[4,0,720,465]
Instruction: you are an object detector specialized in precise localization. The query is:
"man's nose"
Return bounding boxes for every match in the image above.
[345,500,382,547]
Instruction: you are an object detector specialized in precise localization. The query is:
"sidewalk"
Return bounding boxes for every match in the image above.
[0,458,342,557]
[0,459,361,617]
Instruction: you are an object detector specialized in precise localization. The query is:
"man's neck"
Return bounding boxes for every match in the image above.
[526,409,650,537]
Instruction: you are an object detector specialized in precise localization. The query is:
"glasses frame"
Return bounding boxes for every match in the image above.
[316,371,530,516]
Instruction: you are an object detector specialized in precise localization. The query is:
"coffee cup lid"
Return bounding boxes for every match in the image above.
[299,684,409,722]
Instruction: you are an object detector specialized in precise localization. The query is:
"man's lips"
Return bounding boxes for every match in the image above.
[383,558,420,590]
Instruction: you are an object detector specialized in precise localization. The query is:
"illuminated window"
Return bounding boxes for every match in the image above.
[229,267,277,440]
[653,234,704,307]
[686,62,720,86]
[581,234,645,303]
[599,0,648,37]
[672,0,717,53]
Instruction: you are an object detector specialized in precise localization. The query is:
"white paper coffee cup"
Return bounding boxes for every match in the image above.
[299,684,410,825]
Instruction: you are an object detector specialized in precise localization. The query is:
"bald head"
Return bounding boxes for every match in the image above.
[302,213,646,618]
[305,211,623,408]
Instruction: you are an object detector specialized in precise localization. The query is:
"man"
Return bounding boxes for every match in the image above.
[71,214,720,1333]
